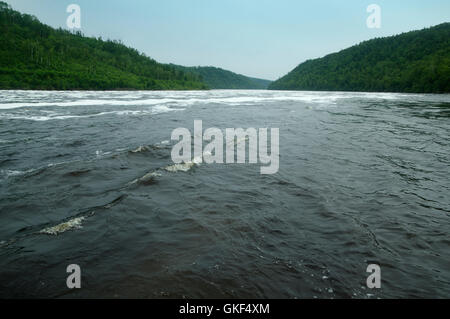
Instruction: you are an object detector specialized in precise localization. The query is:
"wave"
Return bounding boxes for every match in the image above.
[164,154,207,172]
[0,169,27,178]
[0,196,127,247]
[164,162,197,173]
[129,171,162,185]
[36,195,125,236]
[130,146,150,153]
[39,216,86,236]
[0,106,184,121]
[0,98,180,110]
[0,141,163,183]
[1,158,94,182]
[0,91,424,111]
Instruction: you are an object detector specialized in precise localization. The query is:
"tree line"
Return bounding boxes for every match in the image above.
[269,23,450,93]
[0,1,207,90]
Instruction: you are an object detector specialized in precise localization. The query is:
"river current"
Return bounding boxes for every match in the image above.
[0,90,449,298]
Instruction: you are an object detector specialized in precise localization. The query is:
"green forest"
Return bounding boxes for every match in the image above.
[269,23,450,93]
[0,2,271,91]
[1,1,448,93]
[172,65,272,90]
[0,1,207,90]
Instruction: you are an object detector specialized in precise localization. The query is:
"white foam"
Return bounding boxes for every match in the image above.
[95,150,112,158]
[0,169,25,178]
[0,106,177,121]
[164,155,204,173]
[1,91,445,123]
[131,146,148,153]
[152,105,185,114]
[0,98,179,110]
[39,216,85,235]
[0,93,343,110]
[164,162,196,172]
[130,171,162,185]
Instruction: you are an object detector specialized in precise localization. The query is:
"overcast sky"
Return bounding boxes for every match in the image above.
[5,0,450,80]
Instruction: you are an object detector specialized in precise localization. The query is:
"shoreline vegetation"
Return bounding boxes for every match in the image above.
[172,65,272,90]
[0,1,448,93]
[0,2,270,91]
[269,23,450,94]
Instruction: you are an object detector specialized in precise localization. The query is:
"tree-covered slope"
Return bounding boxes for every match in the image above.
[173,65,272,89]
[0,2,207,90]
[269,23,450,93]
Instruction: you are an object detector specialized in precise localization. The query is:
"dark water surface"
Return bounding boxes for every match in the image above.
[0,90,449,298]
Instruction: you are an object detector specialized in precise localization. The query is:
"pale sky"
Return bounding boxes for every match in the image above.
[5,0,450,80]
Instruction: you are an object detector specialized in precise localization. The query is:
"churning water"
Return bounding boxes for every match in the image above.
[0,90,449,298]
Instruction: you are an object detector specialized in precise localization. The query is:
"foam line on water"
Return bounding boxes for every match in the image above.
[39,217,86,236]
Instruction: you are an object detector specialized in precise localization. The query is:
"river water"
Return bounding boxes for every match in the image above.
[0,90,449,298]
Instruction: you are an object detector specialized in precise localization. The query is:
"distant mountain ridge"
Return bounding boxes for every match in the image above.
[269,23,450,93]
[173,65,272,90]
[0,1,209,90]
[2,1,447,93]
[0,1,269,91]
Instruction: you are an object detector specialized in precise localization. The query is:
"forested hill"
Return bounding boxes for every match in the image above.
[0,2,207,90]
[269,23,450,93]
[173,65,272,90]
